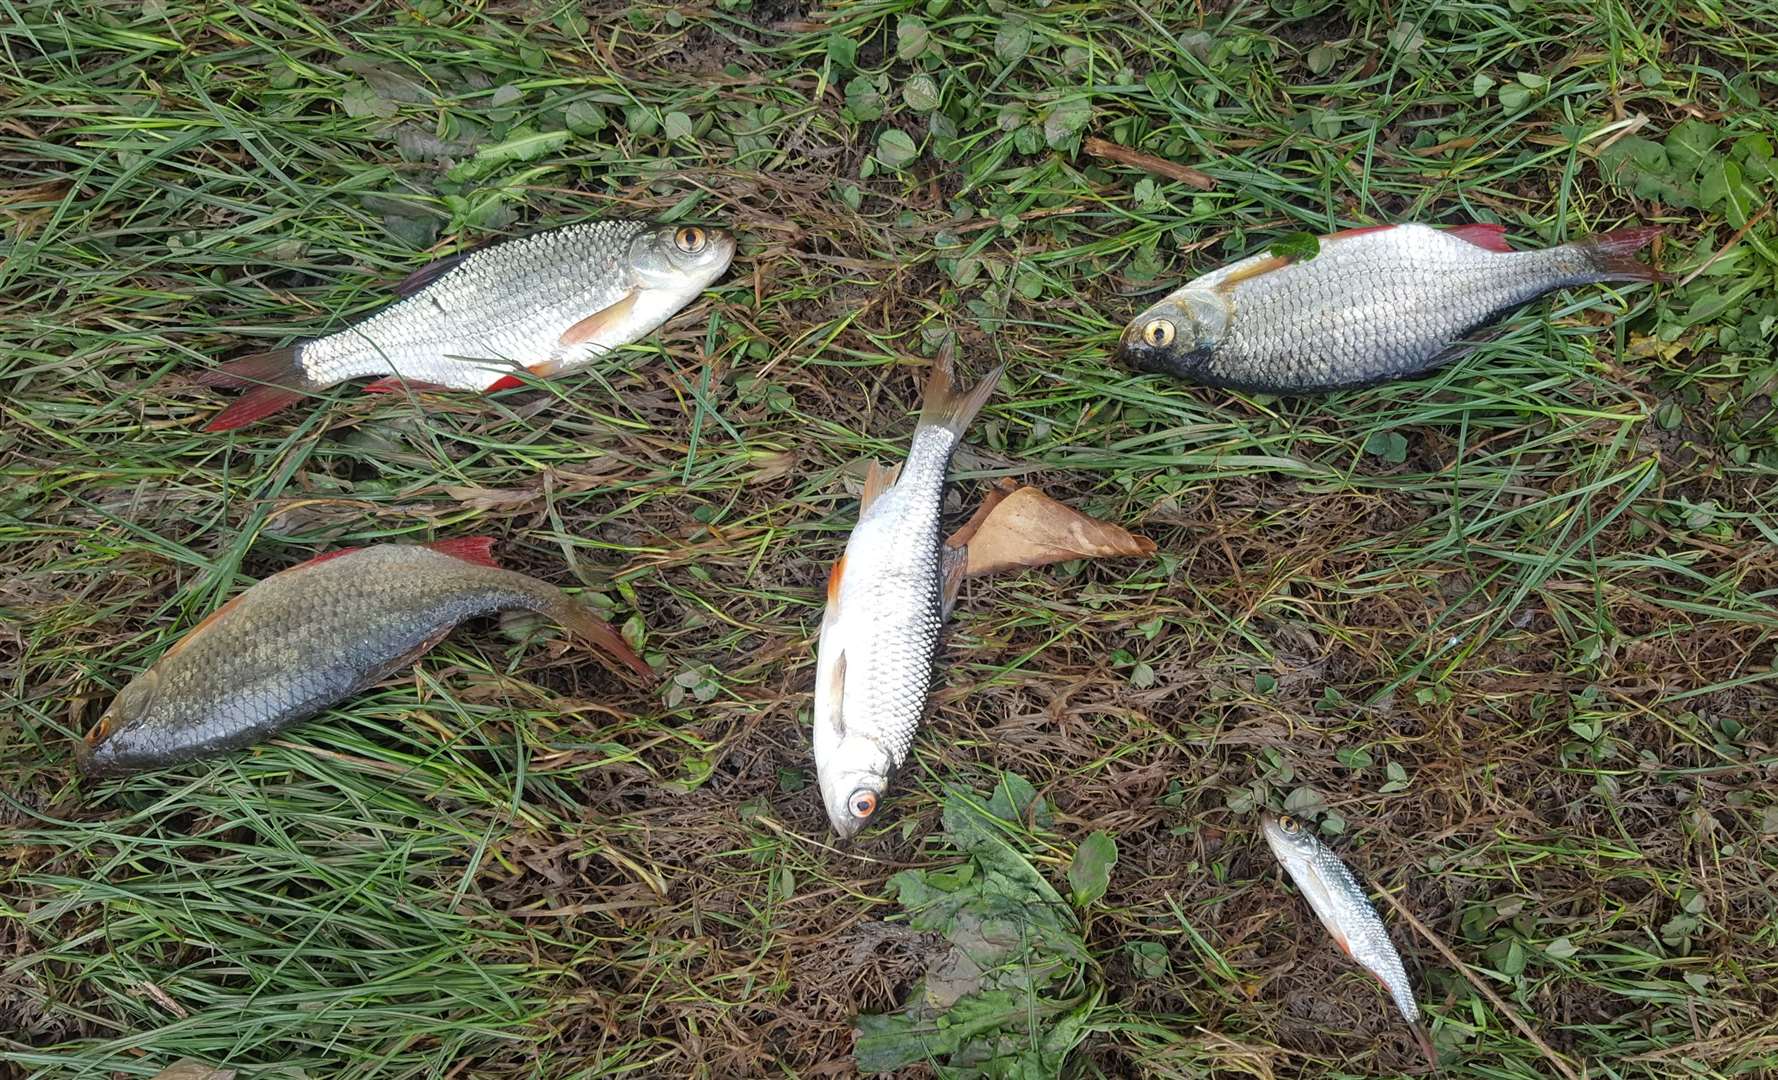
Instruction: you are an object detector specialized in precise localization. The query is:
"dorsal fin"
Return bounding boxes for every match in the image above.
[159,591,250,662]
[1447,222,1512,252]
[390,250,472,298]
[861,461,901,511]
[422,536,501,568]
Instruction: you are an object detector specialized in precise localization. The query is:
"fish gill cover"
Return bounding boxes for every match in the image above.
[853,773,1117,1078]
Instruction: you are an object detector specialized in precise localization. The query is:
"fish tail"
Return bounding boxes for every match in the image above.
[917,346,1003,440]
[1574,226,1669,284]
[1409,1021,1439,1070]
[194,348,315,431]
[542,594,653,680]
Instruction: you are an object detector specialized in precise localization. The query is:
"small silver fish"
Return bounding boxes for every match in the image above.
[196,221,736,430]
[812,354,1002,838]
[1261,812,1436,1065]
[1120,222,1663,392]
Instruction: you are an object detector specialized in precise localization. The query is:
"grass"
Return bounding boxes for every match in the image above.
[3,0,1776,1076]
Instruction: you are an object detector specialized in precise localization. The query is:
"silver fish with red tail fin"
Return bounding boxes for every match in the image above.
[1120,222,1664,393]
[1262,812,1438,1069]
[196,221,735,431]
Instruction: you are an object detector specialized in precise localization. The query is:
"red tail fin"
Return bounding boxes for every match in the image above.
[422,536,501,568]
[552,601,652,679]
[196,348,313,431]
[1579,226,1668,283]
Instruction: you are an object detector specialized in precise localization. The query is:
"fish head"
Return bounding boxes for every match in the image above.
[1260,812,1321,872]
[629,224,737,294]
[75,669,164,777]
[813,722,894,841]
[1118,289,1229,377]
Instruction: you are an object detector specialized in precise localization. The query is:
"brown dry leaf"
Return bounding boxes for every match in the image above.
[955,485,1156,577]
[445,485,540,513]
[944,477,1018,550]
[150,1061,236,1080]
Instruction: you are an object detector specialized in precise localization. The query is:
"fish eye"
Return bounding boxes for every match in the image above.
[674,226,707,254]
[848,789,878,820]
[1143,318,1176,348]
[1279,815,1300,833]
[84,712,113,748]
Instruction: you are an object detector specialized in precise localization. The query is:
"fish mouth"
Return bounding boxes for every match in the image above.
[1117,334,1167,373]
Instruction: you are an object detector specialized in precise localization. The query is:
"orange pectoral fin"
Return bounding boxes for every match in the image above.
[825,556,846,606]
[1214,255,1293,294]
[558,290,639,349]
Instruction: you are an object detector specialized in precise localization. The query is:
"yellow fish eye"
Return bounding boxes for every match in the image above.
[848,789,878,819]
[674,226,707,253]
[1143,318,1176,348]
[1279,814,1300,833]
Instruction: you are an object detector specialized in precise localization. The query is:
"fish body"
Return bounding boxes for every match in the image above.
[1262,813,1433,1062]
[812,357,1001,838]
[1120,223,1663,393]
[198,221,736,430]
[78,539,649,777]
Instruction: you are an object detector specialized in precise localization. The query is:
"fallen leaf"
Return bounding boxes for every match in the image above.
[150,1061,236,1080]
[445,485,539,513]
[954,486,1155,577]
[943,477,1018,549]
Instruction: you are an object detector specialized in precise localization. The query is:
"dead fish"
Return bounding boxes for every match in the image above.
[196,221,736,430]
[1120,222,1664,392]
[813,353,1002,838]
[77,538,650,777]
[1261,812,1436,1066]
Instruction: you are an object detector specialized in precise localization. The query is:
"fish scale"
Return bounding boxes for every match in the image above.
[301,222,657,388]
[78,543,648,777]
[1121,222,1662,393]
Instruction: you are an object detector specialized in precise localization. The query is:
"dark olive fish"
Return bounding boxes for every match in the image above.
[1120,222,1664,393]
[77,539,649,777]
